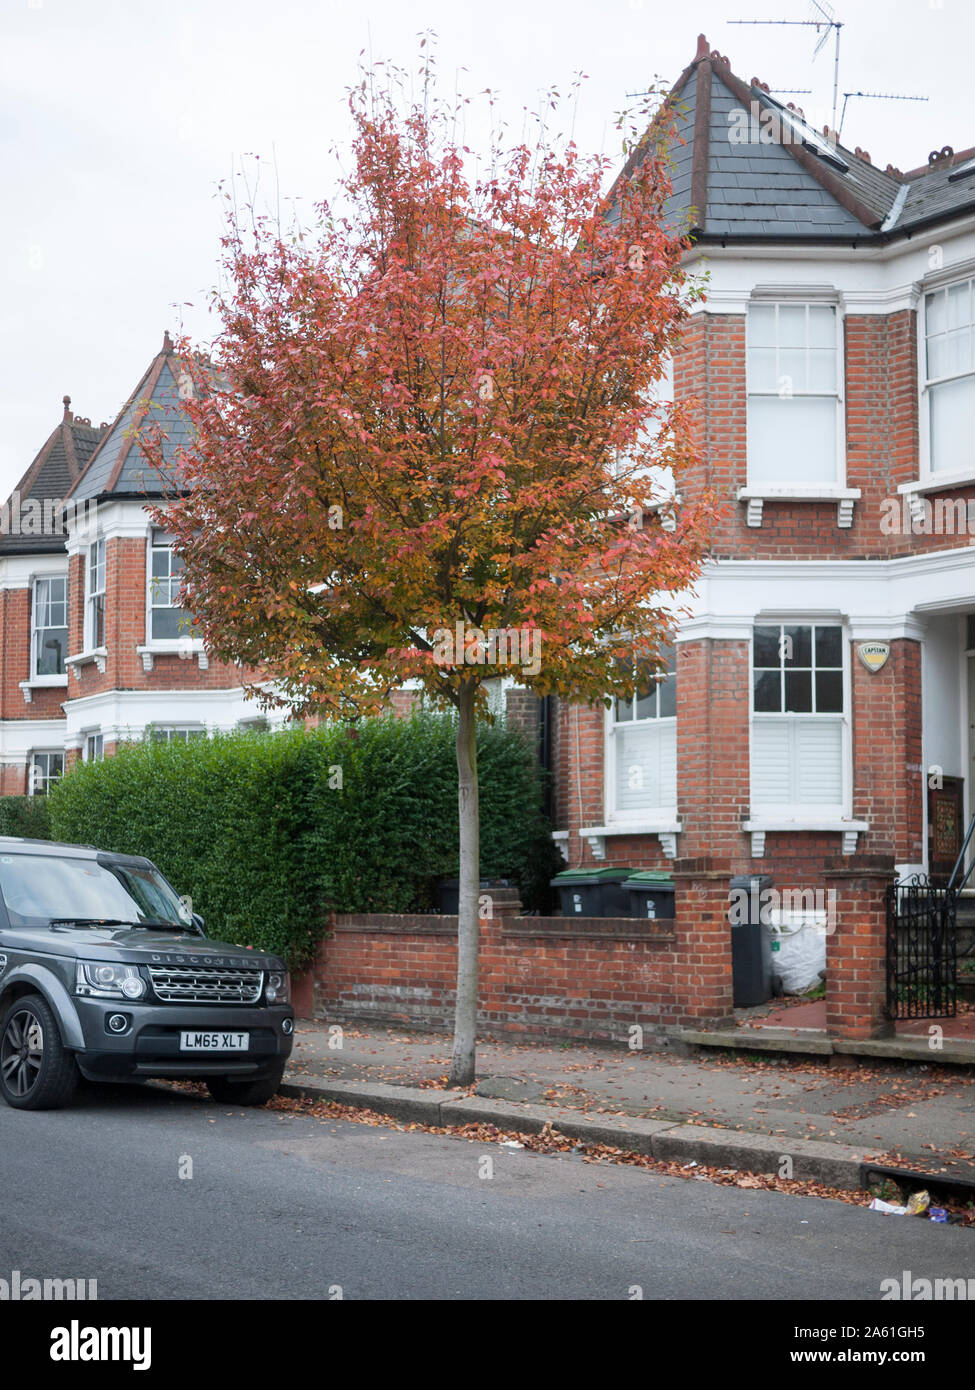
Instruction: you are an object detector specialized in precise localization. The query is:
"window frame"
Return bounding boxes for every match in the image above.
[30,573,69,682]
[83,731,104,763]
[146,725,207,745]
[748,620,852,820]
[604,646,678,824]
[84,538,106,652]
[745,299,846,490]
[146,529,197,646]
[28,749,65,797]
[919,275,975,482]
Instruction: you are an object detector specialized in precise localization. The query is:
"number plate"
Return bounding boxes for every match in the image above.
[179,1031,249,1052]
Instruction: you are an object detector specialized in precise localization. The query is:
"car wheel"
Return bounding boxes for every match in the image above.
[206,1066,285,1107]
[0,994,78,1110]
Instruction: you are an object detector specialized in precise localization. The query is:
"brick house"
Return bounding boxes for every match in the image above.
[536,35,975,1037]
[0,334,279,794]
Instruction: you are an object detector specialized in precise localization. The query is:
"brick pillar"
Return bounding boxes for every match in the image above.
[291,966,318,1019]
[557,701,605,866]
[825,862,895,1039]
[671,861,735,1028]
[670,637,751,1030]
[851,637,922,864]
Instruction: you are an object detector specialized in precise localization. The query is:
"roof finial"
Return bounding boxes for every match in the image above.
[696,34,709,60]
[163,330,174,353]
[62,394,72,421]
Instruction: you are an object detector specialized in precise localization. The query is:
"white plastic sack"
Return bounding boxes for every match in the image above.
[768,911,827,995]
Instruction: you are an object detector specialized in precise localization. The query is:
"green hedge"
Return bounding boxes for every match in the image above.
[47,713,560,969]
[0,795,52,841]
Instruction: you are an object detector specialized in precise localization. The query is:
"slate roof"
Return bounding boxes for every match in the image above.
[0,400,105,556]
[616,34,975,245]
[67,332,195,504]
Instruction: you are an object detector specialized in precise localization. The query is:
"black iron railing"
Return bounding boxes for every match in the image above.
[885,816,972,1019]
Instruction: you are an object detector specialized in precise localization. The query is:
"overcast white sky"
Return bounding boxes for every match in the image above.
[2,0,972,498]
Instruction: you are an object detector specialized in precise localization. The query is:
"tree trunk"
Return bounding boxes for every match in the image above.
[448,682,480,1087]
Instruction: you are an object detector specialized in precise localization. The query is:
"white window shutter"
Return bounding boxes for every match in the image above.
[793,719,843,804]
[752,718,843,811]
[614,722,677,813]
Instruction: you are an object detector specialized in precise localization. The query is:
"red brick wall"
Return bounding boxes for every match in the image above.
[852,638,923,863]
[67,536,245,700]
[0,765,27,795]
[677,637,750,864]
[673,306,975,559]
[0,586,67,723]
[825,867,893,1038]
[504,687,540,738]
[313,908,691,1039]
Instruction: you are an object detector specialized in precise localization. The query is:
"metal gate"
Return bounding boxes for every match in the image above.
[885,878,957,1019]
[885,815,972,1019]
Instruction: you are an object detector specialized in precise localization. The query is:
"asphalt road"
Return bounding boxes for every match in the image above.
[0,1082,972,1301]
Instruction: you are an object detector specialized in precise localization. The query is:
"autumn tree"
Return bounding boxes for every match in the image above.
[152,62,713,1086]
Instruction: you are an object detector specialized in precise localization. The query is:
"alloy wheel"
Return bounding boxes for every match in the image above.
[1,1009,44,1099]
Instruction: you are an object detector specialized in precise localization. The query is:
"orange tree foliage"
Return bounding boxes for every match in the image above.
[151,72,714,717]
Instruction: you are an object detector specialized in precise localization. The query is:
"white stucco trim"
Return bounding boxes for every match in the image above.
[0,555,69,592]
[62,687,257,746]
[0,719,68,763]
[65,498,163,555]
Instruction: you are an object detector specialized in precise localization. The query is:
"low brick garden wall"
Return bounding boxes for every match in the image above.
[294,869,897,1042]
[303,887,692,1043]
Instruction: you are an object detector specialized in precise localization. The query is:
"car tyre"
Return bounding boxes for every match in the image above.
[205,1065,285,1107]
[0,993,78,1110]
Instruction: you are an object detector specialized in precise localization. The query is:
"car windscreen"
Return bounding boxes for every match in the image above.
[0,853,192,928]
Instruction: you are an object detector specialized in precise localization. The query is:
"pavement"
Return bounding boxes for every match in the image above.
[283,1022,975,1196]
[3,1081,973,1301]
[740,994,975,1044]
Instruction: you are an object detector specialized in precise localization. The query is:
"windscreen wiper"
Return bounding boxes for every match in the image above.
[48,918,140,928]
[123,920,198,933]
[48,918,193,932]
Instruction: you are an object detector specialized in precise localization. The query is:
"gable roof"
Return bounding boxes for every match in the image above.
[0,400,105,556]
[67,332,195,504]
[618,34,975,245]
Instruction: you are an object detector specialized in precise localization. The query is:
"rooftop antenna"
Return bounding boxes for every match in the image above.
[838,90,928,141]
[730,0,843,129]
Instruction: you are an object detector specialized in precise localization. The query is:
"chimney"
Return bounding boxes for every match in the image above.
[696,33,709,60]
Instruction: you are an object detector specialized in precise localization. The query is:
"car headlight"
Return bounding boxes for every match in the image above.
[76,961,147,1000]
[265,971,290,1004]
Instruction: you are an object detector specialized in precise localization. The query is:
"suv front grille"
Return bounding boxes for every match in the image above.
[147,965,264,1005]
